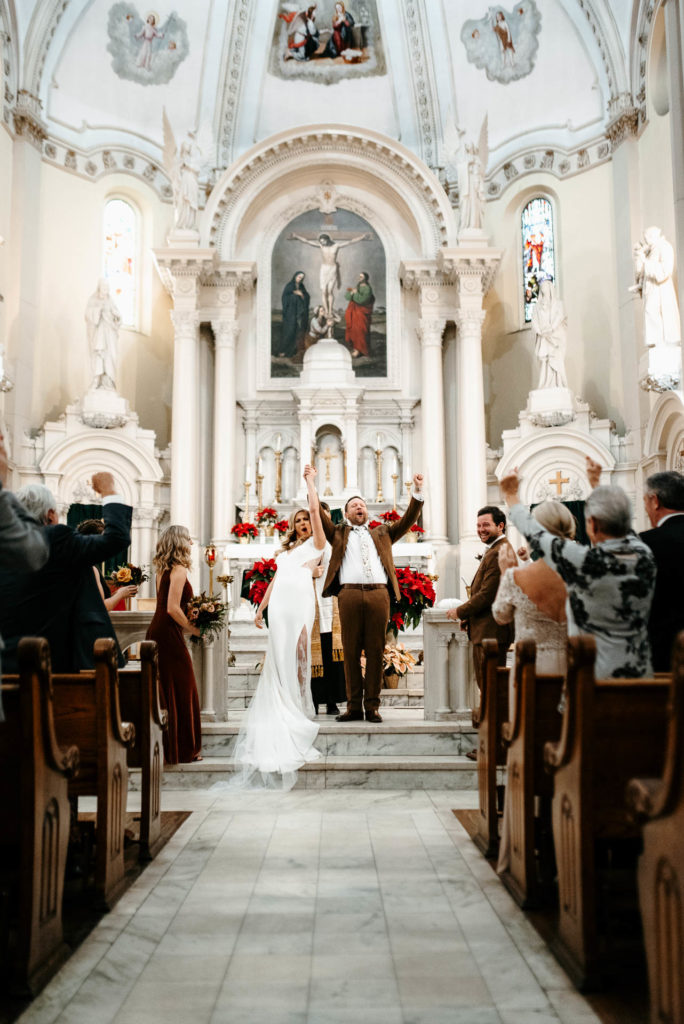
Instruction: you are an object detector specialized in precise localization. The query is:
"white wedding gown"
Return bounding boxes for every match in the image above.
[230,537,323,790]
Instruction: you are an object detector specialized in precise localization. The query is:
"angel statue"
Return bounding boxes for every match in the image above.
[162,111,213,232]
[458,116,488,234]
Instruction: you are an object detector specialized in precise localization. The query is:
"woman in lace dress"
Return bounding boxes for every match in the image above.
[492,500,576,874]
[231,469,326,789]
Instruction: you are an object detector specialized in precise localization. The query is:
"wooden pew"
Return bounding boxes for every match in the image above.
[627,633,684,1024]
[471,639,509,858]
[118,641,168,861]
[52,638,135,910]
[544,635,670,990]
[498,639,564,909]
[0,639,79,995]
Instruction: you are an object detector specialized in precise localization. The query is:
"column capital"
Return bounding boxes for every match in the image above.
[13,90,47,150]
[455,309,486,334]
[605,98,639,153]
[212,320,240,349]
[438,248,503,295]
[416,318,445,348]
[170,309,200,339]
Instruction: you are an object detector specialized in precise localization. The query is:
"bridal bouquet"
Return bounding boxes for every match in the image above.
[389,567,437,634]
[108,562,149,587]
[186,592,227,645]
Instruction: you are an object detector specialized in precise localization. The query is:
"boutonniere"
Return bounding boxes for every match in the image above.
[475,553,483,561]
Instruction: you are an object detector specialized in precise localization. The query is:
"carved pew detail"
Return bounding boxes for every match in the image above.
[118,641,168,860]
[628,632,684,1024]
[472,639,509,858]
[0,639,79,994]
[499,639,564,908]
[544,635,669,990]
[52,638,135,910]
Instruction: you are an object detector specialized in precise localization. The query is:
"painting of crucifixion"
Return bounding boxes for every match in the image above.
[271,208,387,379]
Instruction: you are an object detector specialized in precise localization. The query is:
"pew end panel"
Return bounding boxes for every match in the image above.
[473,640,509,859]
[627,632,684,1024]
[0,639,79,995]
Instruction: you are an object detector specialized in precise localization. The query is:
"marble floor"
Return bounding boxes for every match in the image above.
[19,789,601,1024]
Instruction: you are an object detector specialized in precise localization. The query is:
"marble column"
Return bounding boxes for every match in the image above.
[417,318,447,543]
[343,395,360,492]
[212,319,239,540]
[455,306,487,585]
[170,310,200,541]
[664,0,684,347]
[242,405,258,515]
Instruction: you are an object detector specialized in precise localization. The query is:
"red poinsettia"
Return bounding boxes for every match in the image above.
[409,524,425,535]
[256,507,278,525]
[274,519,289,534]
[231,522,258,538]
[368,519,382,530]
[381,509,401,523]
[242,557,277,608]
[390,567,437,633]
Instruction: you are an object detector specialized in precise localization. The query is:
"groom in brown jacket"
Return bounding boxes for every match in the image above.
[304,465,424,723]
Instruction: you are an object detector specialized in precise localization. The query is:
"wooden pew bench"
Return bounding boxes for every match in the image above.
[544,635,669,990]
[0,639,79,995]
[118,641,168,861]
[498,639,564,909]
[51,638,135,910]
[472,639,509,858]
[627,633,684,1024]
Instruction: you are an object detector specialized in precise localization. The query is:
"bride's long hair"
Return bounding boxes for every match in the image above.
[281,507,310,551]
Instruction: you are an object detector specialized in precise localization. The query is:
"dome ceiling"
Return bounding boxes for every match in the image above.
[4,0,637,198]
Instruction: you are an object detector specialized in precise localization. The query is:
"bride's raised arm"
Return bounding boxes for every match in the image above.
[304,464,326,551]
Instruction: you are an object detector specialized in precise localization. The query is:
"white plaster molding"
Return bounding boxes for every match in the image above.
[21,0,69,99]
[484,135,614,199]
[400,0,440,169]
[633,0,661,127]
[40,137,173,201]
[571,0,630,105]
[643,389,684,457]
[12,88,47,149]
[0,0,19,126]
[204,125,457,255]
[217,0,253,166]
[152,249,218,298]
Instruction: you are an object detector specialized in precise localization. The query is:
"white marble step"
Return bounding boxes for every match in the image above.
[201,719,475,758]
[151,754,478,790]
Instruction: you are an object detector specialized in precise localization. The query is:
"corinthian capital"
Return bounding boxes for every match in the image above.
[171,309,200,339]
[416,318,445,348]
[212,320,241,349]
[455,309,486,335]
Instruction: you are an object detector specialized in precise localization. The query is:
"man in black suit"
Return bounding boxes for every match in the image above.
[0,471,132,673]
[640,470,684,672]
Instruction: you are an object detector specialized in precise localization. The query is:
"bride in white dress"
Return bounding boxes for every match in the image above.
[231,468,326,789]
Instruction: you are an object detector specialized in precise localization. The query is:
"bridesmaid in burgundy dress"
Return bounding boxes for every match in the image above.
[146,525,202,764]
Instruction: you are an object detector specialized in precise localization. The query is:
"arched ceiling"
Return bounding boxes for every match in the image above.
[3,0,642,200]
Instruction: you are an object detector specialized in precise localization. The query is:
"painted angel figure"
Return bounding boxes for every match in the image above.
[163,111,213,232]
[458,116,488,234]
[136,13,164,70]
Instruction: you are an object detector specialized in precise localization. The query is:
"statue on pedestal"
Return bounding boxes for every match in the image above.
[85,279,121,391]
[457,116,488,235]
[162,110,213,233]
[632,226,681,348]
[530,280,568,390]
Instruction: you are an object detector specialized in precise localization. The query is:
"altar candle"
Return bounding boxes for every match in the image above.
[376,432,382,450]
[258,456,263,476]
[275,434,282,451]
[245,463,252,483]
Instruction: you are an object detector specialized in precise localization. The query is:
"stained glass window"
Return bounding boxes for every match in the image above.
[103,198,137,328]
[522,197,556,322]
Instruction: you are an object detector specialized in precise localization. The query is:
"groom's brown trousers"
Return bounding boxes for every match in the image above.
[338,583,390,712]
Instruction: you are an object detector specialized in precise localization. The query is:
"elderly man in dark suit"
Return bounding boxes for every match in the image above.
[305,464,424,724]
[640,470,684,672]
[0,434,49,720]
[446,505,516,692]
[0,471,131,674]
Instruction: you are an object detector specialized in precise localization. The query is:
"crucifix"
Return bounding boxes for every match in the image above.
[287,226,370,331]
[321,446,337,496]
[549,470,570,497]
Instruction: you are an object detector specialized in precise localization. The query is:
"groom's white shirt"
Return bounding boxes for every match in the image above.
[339,525,388,585]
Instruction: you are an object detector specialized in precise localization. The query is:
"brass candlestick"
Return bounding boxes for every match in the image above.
[256,471,264,509]
[204,545,217,596]
[375,448,384,503]
[216,573,233,607]
[322,446,335,496]
[405,479,413,499]
[243,480,251,524]
[274,449,283,504]
[391,473,398,510]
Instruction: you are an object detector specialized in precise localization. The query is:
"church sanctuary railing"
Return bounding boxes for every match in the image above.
[422,608,477,721]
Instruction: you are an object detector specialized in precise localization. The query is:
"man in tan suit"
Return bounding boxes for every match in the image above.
[305,464,424,723]
[446,505,515,692]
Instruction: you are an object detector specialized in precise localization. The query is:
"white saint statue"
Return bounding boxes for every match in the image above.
[85,279,121,391]
[530,279,568,390]
[162,111,213,234]
[457,116,488,235]
[632,226,681,348]
[288,231,369,321]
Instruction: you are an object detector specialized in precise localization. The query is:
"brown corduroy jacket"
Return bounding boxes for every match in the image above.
[319,497,423,600]
[456,535,516,646]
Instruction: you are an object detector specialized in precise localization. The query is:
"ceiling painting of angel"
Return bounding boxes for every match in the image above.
[461,2,541,84]
[107,3,190,85]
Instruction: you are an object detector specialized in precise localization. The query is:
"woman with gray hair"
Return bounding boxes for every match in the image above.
[499,465,656,678]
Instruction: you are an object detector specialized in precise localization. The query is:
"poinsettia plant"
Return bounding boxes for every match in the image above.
[380,509,401,523]
[231,522,258,539]
[389,567,437,634]
[368,519,382,530]
[409,524,425,536]
[274,519,289,534]
[256,507,278,525]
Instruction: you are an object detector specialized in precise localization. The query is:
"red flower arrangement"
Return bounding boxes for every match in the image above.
[231,522,258,539]
[242,557,278,609]
[368,519,382,530]
[389,567,437,634]
[274,519,289,534]
[409,524,425,535]
[256,507,278,525]
[381,509,401,523]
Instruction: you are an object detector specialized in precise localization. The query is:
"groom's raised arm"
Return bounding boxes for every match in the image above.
[387,472,425,542]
